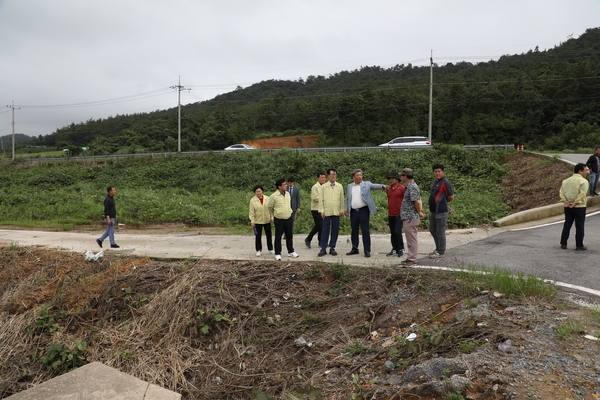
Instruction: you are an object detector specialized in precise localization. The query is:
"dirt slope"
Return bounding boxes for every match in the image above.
[1,246,600,399]
[500,152,572,212]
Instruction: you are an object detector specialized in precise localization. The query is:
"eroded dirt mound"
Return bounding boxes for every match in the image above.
[244,134,318,149]
[1,246,600,399]
[501,153,573,212]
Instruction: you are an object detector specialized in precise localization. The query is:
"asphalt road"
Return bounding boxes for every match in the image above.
[555,153,589,165]
[418,209,600,295]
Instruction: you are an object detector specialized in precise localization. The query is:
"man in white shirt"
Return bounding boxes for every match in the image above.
[344,169,387,258]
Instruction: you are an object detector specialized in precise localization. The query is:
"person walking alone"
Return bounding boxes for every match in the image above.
[560,163,590,250]
[96,186,119,249]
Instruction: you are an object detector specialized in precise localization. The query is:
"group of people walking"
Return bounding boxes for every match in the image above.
[249,165,454,264]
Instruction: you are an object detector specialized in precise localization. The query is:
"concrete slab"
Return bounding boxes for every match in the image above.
[0,227,497,268]
[5,362,180,400]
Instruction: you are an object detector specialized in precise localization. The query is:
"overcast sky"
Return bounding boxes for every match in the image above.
[0,0,598,139]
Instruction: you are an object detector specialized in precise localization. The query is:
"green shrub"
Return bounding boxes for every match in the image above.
[30,304,66,335]
[40,339,87,371]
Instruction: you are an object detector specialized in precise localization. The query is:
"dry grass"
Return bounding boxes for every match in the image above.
[0,246,568,399]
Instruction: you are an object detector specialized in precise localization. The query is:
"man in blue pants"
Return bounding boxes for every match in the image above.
[97,186,120,249]
[318,169,345,257]
[586,148,600,196]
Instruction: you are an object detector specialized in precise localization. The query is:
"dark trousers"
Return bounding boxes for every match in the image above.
[320,215,340,250]
[274,217,294,255]
[254,223,273,252]
[560,207,586,248]
[388,216,404,252]
[306,210,322,244]
[350,206,371,253]
[590,172,599,194]
[429,212,448,254]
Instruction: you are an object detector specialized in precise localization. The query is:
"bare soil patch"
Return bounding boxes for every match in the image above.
[500,152,572,212]
[2,246,600,399]
[244,134,318,149]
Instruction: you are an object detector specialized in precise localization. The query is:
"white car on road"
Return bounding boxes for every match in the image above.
[379,136,432,148]
[224,144,255,151]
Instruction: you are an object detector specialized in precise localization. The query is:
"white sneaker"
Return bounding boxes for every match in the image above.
[429,250,444,259]
[269,250,274,254]
[256,251,261,257]
[287,252,299,258]
[275,255,282,261]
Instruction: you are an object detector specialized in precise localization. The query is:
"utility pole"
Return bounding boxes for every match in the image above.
[6,100,20,161]
[170,76,190,152]
[428,51,433,144]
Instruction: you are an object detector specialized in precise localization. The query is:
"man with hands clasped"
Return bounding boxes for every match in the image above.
[560,163,590,250]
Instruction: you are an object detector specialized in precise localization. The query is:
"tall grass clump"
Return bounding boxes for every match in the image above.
[453,265,557,299]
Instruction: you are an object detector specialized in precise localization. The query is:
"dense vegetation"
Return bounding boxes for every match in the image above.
[0,146,510,232]
[26,27,600,154]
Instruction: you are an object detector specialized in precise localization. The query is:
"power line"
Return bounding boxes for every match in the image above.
[17,88,173,109]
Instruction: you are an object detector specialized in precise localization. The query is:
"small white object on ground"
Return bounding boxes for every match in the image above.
[84,250,104,261]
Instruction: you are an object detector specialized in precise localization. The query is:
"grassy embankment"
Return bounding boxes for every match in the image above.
[0,145,511,232]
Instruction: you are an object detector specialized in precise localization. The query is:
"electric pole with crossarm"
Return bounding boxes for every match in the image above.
[170,77,190,152]
[6,100,20,161]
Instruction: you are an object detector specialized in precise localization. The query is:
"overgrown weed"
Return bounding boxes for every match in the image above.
[451,265,557,299]
[556,319,585,340]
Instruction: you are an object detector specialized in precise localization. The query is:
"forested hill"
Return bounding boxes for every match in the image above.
[1,134,35,146]
[37,27,600,154]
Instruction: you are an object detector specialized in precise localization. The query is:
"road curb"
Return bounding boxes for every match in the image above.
[493,196,600,227]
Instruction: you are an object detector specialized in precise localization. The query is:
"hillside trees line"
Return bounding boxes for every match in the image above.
[34,28,600,154]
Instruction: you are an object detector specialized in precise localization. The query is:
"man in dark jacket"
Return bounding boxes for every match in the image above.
[287,176,301,230]
[586,147,600,196]
[428,164,454,258]
[96,186,119,248]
